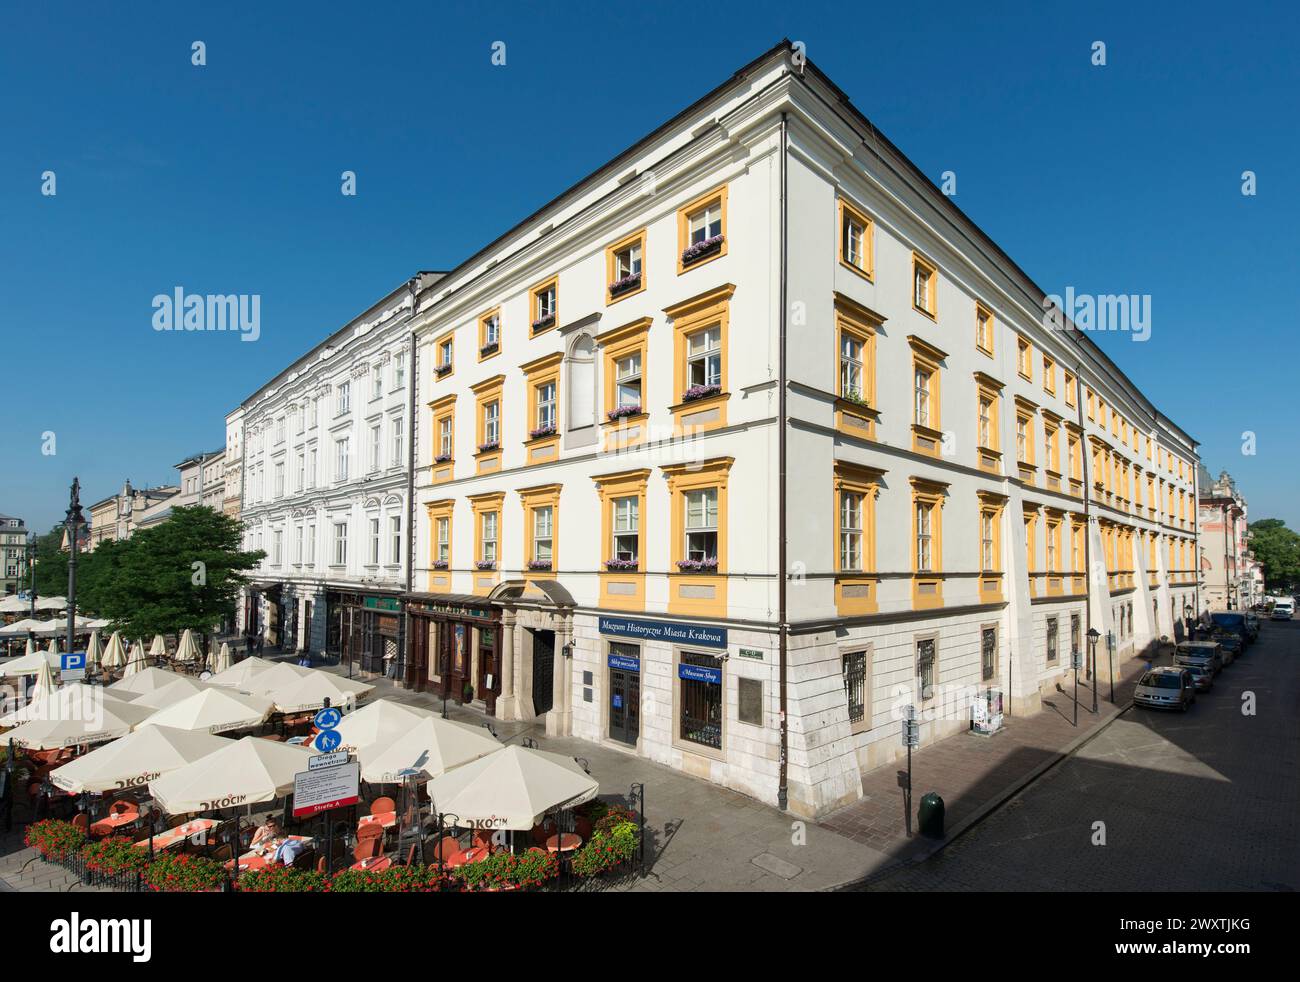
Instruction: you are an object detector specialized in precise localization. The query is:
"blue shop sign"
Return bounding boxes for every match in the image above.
[608,653,641,673]
[678,663,723,685]
[598,615,727,650]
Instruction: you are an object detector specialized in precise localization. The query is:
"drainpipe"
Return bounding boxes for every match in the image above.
[777,110,790,812]
[1192,460,1201,618]
[403,277,420,685]
[1074,368,1093,674]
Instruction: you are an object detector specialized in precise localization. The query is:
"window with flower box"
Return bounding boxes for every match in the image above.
[663,457,732,617]
[834,294,881,439]
[426,499,454,589]
[521,351,562,464]
[605,228,647,303]
[529,276,558,336]
[666,284,733,435]
[598,317,651,450]
[429,394,456,483]
[434,332,454,378]
[837,198,873,280]
[470,376,504,474]
[519,484,561,574]
[469,491,504,592]
[677,186,727,273]
[478,308,502,361]
[594,468,650,611]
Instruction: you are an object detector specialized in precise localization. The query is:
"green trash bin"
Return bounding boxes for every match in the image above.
[918,792,945,838]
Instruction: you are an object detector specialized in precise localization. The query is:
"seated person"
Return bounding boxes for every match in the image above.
[272,836,309,866]
[249,816,286,854]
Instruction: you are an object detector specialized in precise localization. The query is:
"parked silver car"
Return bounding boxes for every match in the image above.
[1134,667,1196,712]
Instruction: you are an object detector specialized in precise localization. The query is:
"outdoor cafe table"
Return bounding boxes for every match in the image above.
[545,833,582,855]
[445,845,490,868]
[133,818,219,851]
[90,809,142,837]
[358,811,397,831]
[225,835,315,873]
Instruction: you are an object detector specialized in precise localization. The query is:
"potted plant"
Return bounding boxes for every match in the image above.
[570,818,638,878]
[24,819,86,862]
[143,852,228,892]
[462,681,475,703]
[238,865,328,892]
[79,837,151,879]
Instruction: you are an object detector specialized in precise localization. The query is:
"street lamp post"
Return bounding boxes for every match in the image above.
[64,478,85,658]
[1087,628,1102,704]
[1184,602,1194,641]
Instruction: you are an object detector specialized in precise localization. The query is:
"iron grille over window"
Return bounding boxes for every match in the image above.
[679,651,722,750]
[842,651,867,724]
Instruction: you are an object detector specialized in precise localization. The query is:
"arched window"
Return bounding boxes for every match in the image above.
[566,333,597,446]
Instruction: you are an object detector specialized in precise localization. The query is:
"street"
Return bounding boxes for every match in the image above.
[859,619,1300,892]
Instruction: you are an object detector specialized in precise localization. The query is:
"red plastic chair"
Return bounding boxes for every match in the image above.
[371,796,396,816]
[430,836,462,863]
[352,836,381,863]
[357,822,384,841]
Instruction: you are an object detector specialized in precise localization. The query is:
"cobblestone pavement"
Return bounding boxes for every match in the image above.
[854,620,1300,891]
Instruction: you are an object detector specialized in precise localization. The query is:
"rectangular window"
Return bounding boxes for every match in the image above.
[296,453,305,492]
[679,651,723,749]
[1064,370,1076,407]
[482,312,500,350]
[684,488,719,562]
[394,352,405,389]
[391,418,403,466]
[369,424,381,472]
[337,382,350,415]
[1047,617,1059,664]
[531,278,558,333]
[975,302,993,354]
[981,509,996,571]
[307,449,317,489]
[915,501,933,572]
[372,365,383,400]
[840,491,863,572]
[436,516,450,563]
[333,522,347,566]
[274,462,284,498]
[437,336,454,373]
[535,381,556,433]
[1071,613,1081,659]
[335,438,349,481]
[838,199,873,278]
[677,186,727,272]
[294,525,303,565]
[606,230,646,303]
[369,518,380,565]
[272,530,283,565]
[612,495,639,562]
[1043,354,1056,395]
[390,515,401,565]
[484,400,500,446]
[686,327,722,389]
[978,395,993,449]
[843,651,867,725]
[1017,337,1032,380]
[616,352,642,408]
[913,366,933,427]
[481,511,498,563]
[533,506,553,564]
[307,398,318,428]
[912,253,937,316]
[840,333,865,402]
[439,416,454,458]
[917,638,937,700]
[307,524,315,564]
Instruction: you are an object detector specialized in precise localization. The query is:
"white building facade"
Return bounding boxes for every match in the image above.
[234,275,439,659]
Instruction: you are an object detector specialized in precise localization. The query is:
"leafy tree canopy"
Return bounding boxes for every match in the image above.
[1248,518,1300,592]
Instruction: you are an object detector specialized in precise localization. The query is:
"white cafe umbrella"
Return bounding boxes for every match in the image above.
[1,682,139,727]
[356,715,500,785]
[422,745,599,831]
[85,630,103,673]
[51,725,233,795]
[0,618,45,637]
[0,646,62,677]
[45,636,60,658]
[100,631,128,671]
[4,693,152,750]
[34,596,67,612]
[130,677,213,711]
[0,595,30,613]
[174,629,199,665]
[31,659,56,702]
[332,699,436,752]
[110,665,179,695]
[122,641,149,677]
[138,687,274,734]
[212,642,233,674]
[149,634,168,659]
[205,655,277,689]
[259,671,376,715]
[148,735,313,815]
[241,662,313,695]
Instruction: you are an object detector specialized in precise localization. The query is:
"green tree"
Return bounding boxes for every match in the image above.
[93,506,264,641]
[1248,519,1300,592]
[31,524,70,597]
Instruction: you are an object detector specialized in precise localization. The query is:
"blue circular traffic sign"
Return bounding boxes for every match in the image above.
[314,707,342,730]
[313,729,342,753]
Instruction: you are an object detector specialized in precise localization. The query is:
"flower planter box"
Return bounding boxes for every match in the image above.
[480,342,499,356]
[608,273,642,297]
[681,384,722,403]
[531,314,556,333]
[606,405,642,421]
[680,234,724,267]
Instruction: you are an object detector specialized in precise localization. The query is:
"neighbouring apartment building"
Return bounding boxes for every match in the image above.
[1198,468,1257,610]
[223,407,245,521]
[1,513,26,595]
[134,449,225,532]
[87,481,179,551]
[232,273,442,659]
[398,42,1201,818]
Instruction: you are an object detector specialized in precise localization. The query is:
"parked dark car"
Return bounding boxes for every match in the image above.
[1209,611,1250,649]
[1210,629,1243,661]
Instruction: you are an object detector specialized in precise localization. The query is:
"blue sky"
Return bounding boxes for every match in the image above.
[2,0,1297,535]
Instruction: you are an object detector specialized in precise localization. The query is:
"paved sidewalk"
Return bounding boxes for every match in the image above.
[820,643,1172,882]
[0,644,1168,893]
